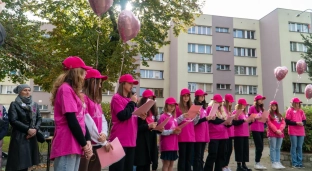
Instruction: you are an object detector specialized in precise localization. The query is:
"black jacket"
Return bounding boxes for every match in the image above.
[6,101,42,171]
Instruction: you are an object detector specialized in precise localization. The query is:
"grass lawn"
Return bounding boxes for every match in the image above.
[2,136,48,153]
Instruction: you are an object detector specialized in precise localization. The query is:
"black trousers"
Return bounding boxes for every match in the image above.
[136,164,150,171]
[109,147,135,171]
[204,139,227,171]
[178,142,194,171]
[252,131,264,162]
[234,137,249,162]
[225,137,233,166]
[193,142,207,171]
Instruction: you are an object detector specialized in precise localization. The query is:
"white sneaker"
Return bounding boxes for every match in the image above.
[254,163,267,170]
[223,168,228,171]
[272,162,281,169]
[227,168,232,171]
[277,162,285,169]
[259,163,267,170]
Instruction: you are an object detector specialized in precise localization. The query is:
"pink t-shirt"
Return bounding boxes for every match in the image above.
[267,113,285,138]
[176,107,195,142]
[50,83,86,160]
[109,93,138,147]
[84,95,103,143]
[233,110,249,137]
[159,113,179,151]
[224,107,234,137]
[249,105,264,132]
[286,108,306,136]
[194,107,210,142]
[207,106,228,140]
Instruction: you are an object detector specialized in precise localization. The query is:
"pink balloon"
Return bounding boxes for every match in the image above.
[118,10,141,43]
[88,0,113,16]
[274,66,288,81]
[305,84,312,99]
[296,59,307,75]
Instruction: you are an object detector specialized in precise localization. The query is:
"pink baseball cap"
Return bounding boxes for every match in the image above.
[270,101,278,105]
[180,88,191,96]
[238,98,248,106]
[254,95,266,101]
[62,56,92,70]
[195,89,207,96]
[142,89,156,98]
[211,94,223,103]
[291,97,302,103]
[165,97,178,105]
[119,74,139,85]
[85,69,108,80]
[225,94,234,103]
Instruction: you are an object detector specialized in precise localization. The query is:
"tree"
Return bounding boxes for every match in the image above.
[1,0,204,91]
[302,34,312,80]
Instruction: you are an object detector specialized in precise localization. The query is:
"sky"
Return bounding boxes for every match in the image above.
[201,0,312,19]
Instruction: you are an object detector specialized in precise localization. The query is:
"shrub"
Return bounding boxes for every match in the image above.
[281,106,312,153]
[101,102,112,133]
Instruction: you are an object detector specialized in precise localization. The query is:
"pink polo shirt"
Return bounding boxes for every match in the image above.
[176,106,196,142]
[159,113,179,151]
[207,106,228,140]
[50,83,86,160]
[249,105,264,132]
[285,108,306,136]
[233,110,249,137]
[194,107,210,142]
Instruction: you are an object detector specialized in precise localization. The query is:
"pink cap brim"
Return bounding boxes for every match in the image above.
[167,102,178,105]
[228,100,235,103]
[81,66,93,70]
[132,80,139,85]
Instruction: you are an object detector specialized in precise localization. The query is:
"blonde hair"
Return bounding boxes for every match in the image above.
[234,104,247,119]
[208,100,227,119]
[51,68,86,106]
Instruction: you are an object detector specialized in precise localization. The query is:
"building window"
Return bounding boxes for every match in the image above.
[188,43,212,54]
[188,26,211,35]
[0,85,16,94]
[290,42,307,52]
[233,29,255,39]
[235,85,258,95]
[234,47,256,57]
[38,105,49,111]
[103,87,115,95]
[289,23,309,33]
[158,107,164,114]
[216,27,229,33]
[216,84,231,90]
[188,63,212,73]
[216,64,230,71]
[216,46,230,52]
[293,83,308,93]
[33,86,43,92]
[140,70,163,79]
[235,66,257,75]
[139,88,163,98]
[188,82,213,93]
[141,53,164,61]
[291,62,309,72]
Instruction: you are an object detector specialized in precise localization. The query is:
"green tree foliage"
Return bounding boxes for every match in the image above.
[301,34,312,80]
[0,0,204,91]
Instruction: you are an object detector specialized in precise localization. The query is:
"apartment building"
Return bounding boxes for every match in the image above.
[1,8,311,115]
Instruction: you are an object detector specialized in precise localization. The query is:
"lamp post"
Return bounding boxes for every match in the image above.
[296,9,312,17]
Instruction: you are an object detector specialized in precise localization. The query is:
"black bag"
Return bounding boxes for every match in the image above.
[36,130,45,143]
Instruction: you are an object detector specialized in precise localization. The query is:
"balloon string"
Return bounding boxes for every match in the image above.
[293,75,301,97]
[273,81,280,100]
[95,17,101,69]
[114,44,126,93]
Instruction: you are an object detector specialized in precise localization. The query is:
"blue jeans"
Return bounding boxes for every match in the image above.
[54,154,81,171]
[269,137,283,163]
[290,136,305,166]
[133,166,137,171]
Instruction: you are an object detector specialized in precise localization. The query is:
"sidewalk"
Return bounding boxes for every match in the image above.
[33,145,309,171]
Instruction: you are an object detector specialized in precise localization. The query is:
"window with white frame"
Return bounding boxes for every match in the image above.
[188,44,212,54]
[290,42,307,52]
[289,23,309,33]
[38,105,49,111]
[0,85,16,94]
[291,62,309,72]
[188,82,212,93]
[141,53,164,61]
[139,88,163,97]
[233,29,255,39]
[234,47,256,57]
[235,85,258,95]
[103,86,115,95]
[33,86,43,92]
[216,27,229,33]
[188,26,211,35]
[216,84,231,90]
[235,66,257,75]
[188,63,212,73]
[216,45,230,52]
[140,70,163,79]
[216,64,230,71]
[292,83,308,93]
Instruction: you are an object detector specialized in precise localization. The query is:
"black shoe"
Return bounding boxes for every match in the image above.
[243,166,252,171]
[237,166,247,171]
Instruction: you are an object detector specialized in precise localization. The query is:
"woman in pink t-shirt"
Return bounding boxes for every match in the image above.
[248,94,267,170]
[176,88,199,171]
[223,94,235,171]
[78,69,112,171]
[267,101,286,169]
[285,98,306,168]
[50,56,93,171]
[232,98,254,171]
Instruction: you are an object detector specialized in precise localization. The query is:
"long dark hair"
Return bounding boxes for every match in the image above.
[179,95,192,113]
[194,96,207,109]
[254,100,264,113]
[269,104,282,122]
[223,100,232,114]
[138,97,158,120]
[83,78,102,104]
[117,82,131,98]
